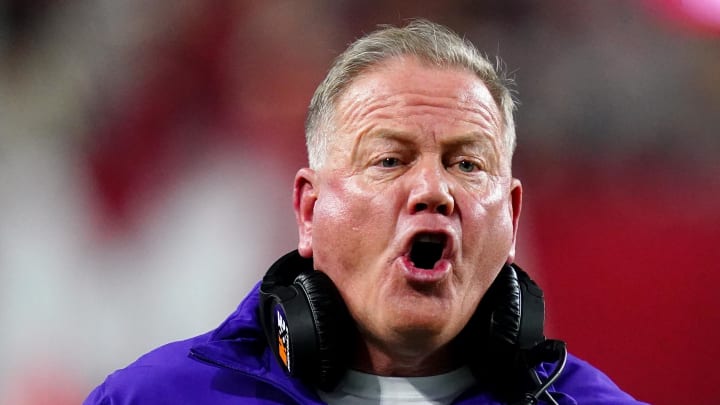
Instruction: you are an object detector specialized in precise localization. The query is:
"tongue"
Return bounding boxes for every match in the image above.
[410,241,444,269]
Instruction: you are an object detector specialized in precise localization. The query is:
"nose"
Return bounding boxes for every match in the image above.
[407,161,454,216]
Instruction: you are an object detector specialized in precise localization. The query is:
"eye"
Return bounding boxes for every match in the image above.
[380,157,401,168]
[456,160,479,173]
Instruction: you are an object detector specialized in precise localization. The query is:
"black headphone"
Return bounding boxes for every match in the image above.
[259,250,565,401]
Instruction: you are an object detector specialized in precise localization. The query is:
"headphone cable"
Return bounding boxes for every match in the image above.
[526,340,568,405]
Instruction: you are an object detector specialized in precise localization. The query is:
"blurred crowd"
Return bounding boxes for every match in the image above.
[1,1,718,404]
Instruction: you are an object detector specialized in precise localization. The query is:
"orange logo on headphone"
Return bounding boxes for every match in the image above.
[276,308,291,371]
[278,336,288,367]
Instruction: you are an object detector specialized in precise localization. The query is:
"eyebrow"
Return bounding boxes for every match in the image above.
[362,129,498,150]
[361,129,415,144]
[349,129,414,164]
[350,129,502,167]
[442,132,495,150]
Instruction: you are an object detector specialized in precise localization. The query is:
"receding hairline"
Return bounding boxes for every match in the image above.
[305,19,517,169]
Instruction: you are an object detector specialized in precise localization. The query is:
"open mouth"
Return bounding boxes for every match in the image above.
[408,233,447,270]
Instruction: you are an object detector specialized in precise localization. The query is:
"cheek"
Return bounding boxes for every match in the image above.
[463,175,507,206]
[463,176,512,225]
[314,180,372,235]
[458,181,514,258]
[311,179,398,270]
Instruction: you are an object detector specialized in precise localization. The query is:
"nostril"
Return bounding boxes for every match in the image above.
[414,203,428,212]
[413,203,449,215]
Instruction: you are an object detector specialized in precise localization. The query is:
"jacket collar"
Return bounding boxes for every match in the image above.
[187,282,510,404]
[189,282,325,404]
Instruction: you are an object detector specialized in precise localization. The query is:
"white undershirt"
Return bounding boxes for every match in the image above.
[316,367,476,405]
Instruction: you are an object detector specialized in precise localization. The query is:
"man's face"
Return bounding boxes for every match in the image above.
[294,56,522,373]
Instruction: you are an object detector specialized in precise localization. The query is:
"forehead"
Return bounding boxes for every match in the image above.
[333,56,503,145]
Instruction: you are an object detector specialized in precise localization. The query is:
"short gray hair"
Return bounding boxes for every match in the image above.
[305,19,517,169]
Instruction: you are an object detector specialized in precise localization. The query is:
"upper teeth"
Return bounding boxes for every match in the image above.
[416,234,445,243]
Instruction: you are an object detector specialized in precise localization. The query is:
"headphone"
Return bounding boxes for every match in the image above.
[259,250,566,402]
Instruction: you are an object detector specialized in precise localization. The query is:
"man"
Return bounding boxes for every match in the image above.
[85,20,646,404]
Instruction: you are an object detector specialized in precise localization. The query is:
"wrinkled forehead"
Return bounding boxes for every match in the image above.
[331,57,507,152]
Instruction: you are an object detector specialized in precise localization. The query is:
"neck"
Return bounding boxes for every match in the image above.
[351,335,462,376]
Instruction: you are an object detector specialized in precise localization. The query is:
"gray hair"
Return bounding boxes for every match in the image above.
[305,19,517,169]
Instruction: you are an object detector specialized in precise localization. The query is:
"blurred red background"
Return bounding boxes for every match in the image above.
[1,1,718,404]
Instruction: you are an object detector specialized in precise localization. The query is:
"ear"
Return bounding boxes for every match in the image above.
[293,168,318,258]
[506,178,523,263]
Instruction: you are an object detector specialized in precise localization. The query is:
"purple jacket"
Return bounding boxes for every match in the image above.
[85,283,647,404]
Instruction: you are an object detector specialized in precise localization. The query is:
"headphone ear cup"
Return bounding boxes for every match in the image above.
[259,251,352,391]
[460,265,522,371]
[484,264,546,350]
[292,271,353,391]
[464,264,547,402]
[487,265,523,347]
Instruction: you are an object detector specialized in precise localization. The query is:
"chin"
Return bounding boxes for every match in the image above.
[389,313,459,343]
